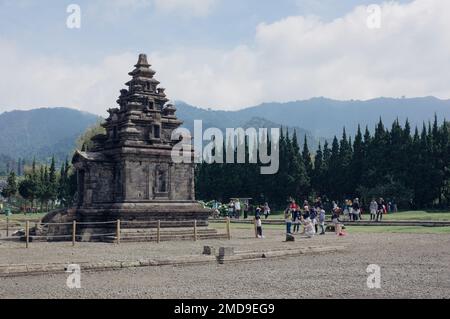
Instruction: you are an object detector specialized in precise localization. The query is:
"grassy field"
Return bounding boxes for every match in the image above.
[380,211,450,221]
[345,225,450,234]
[211,217,450,235]
[263,210,450,221]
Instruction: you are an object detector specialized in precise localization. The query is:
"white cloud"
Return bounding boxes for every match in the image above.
[1,0,450,114]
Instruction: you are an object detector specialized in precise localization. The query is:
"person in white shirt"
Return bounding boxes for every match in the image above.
[370,199,378,221]
[234,200,241,219]
[256,216,263,238]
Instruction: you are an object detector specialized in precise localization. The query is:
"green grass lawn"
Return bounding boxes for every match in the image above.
[257,210,450,221]
[346,225,450,235]
[381,211,450,221]
[210,220,450,235]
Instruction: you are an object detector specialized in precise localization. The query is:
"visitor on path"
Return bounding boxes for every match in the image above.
[343,200,350,221]
[263,202,271,220]
[285,208,293,234]
[290,200,300,212]
[319,208,326,235]
[256,215,263,238]
[370,199,378,221]
[234,200,241,219]
[303,217,316,238]
[228,201,235,218]
[352,198,360,221]
[376,198,385,222]
[293,209,301,233]
[244,203,249,219]
[310,208,318,234]
[332,208,344,236]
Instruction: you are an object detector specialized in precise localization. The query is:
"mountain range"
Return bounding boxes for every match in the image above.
[176,96,450,138]
[1,96,450,174]
[0,108,101,172]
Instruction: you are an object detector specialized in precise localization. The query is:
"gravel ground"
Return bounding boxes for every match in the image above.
[1,228,449,299]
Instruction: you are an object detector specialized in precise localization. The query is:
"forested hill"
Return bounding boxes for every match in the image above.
[177,97,450,138]
[0,108,100,169]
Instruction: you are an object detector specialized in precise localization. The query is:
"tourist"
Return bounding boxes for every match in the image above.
[310,207,318,234]
[243,202,249,219]
[263,202,271,220]
[370,199,378,221]
[292,208,301,233]
[234,200,241,219]
[303,217,316,238]
[256,215,263,238]
[343,200,350,221]
[318,208,326,235]
[352,198,360,221]
[285,208,293,234]
[290,199,300,212]
[228,201,235,218]
[376,198,384,222]
[332,208,343,235]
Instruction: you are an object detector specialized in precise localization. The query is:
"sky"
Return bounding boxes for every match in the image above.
[1,0,449,115]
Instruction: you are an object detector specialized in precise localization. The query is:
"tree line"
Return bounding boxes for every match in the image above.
[0,157,76,212]
[195,116,450,210]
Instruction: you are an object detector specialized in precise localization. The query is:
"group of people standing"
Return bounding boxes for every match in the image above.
[227,200,271,220]
[369,198,388,222]
[284,198,326,238]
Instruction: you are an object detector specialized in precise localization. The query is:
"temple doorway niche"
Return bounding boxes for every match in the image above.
[155,165,169,196]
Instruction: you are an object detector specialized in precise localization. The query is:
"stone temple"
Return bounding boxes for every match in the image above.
[47,54,211,240]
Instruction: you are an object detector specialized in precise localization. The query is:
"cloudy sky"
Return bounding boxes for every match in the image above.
[0,0,449,115]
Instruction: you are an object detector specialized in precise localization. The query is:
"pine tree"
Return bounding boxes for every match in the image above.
[48,156,57,208]
[312,143,324,194]
[1,171,18,200]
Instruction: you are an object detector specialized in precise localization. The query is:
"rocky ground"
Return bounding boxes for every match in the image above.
[0,227,449,299]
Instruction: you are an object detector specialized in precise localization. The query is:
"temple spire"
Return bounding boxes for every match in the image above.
[136,53,150,67]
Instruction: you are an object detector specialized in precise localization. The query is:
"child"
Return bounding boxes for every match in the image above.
[319,208,326,235]
[332,209,344,236]
[256,216,263,238]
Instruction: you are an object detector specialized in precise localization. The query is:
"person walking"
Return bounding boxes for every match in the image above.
[256,215,263,238]
[376,198,384,222]
[370,199,378,221]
